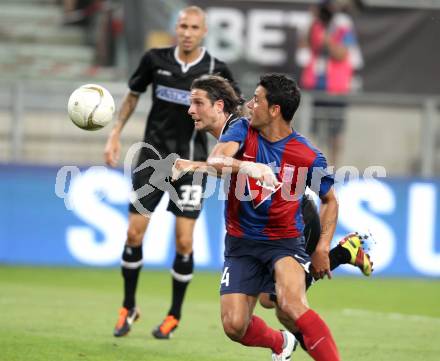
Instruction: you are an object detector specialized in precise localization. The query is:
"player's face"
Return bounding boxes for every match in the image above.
[175,11,207,53]
[246,86,271,130]
[188,89,219,131]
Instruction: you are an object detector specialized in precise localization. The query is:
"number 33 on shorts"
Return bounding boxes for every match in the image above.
[177,185,203,209]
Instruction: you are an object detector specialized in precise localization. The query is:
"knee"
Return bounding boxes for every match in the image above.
[259,293,275,309]
[126,226,144,247]
[176,235,193,254]
[222,313,248,341]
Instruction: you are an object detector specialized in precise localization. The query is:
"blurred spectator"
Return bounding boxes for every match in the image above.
[297,0,362,166]
[122,0,145,72]
[62,0,95,26]
[95,1,123,66]
[62,0,122,66]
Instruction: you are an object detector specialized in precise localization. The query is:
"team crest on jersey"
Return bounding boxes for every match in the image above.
[246,176,282,209]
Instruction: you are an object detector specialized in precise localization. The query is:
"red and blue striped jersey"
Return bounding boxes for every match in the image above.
[219,117,334,241]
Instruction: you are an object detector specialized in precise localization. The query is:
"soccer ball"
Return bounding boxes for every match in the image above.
[67,84,115,130]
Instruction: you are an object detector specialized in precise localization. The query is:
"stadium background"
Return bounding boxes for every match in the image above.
[0,1,439,360]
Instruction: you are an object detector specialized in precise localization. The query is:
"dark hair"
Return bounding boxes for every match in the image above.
[318,1,335,25]
[258,73,301,122]
[191,75,241,114]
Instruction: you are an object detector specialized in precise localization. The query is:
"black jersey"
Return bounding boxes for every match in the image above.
[129,46,235,161]
[220,114,240,137]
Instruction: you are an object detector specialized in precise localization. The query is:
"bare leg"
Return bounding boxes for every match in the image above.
[273,256,340,361]
[221,293,257,341]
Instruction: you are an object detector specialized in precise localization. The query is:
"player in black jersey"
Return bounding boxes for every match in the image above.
[104,6,236,339]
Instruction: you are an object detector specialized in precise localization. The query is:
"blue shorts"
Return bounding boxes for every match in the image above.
[220,234,311,296]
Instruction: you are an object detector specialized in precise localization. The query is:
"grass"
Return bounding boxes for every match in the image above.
[0,266,439,361]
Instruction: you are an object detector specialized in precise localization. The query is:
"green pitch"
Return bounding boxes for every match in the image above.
[1,266,439,361]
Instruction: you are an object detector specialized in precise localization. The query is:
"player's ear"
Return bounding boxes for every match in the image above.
[269,104,281,118]
[215,99,224,113]
[202,14,208,36]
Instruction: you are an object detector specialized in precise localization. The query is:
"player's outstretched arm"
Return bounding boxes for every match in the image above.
[311,187,339,280]
[172,159,211,180]
[208,142,279,188]
[171,141,240,180]
[172,141,279,188]
[104,91,139,167]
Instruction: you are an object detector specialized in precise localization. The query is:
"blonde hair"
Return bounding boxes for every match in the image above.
[178,6,206,24]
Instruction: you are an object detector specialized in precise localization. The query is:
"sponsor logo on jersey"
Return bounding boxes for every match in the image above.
[156,85,190,106]
[157,69,172,76]
[242,153,255,159]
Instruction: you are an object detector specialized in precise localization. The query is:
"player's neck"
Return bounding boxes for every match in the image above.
[177,46,203,64]
[212,113,230,140]
[259,119,293,142]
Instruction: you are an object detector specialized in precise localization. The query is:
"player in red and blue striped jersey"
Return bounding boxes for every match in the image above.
[178,75,372,293]
[219,116,333,243]
[177,74,341,361]
[173,74,376,360]
[214,75,340,361]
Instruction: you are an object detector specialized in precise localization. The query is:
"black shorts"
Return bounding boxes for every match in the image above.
[220,234,310,296]
[312,100,346,136]
[301,195,321,255]
[129,148,207,219]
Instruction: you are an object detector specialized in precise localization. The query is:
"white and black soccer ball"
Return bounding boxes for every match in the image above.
[67,84,115,130]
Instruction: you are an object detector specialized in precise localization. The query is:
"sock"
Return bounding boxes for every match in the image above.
[240,315,284,354]
[305,273,314,290]
[293,332,307,351]
[168,252,194,320]
[295,309,340,361]
[329,245,351,270]
[121,245,143,310]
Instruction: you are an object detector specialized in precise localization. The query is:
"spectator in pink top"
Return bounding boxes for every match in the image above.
[297,0,363,166]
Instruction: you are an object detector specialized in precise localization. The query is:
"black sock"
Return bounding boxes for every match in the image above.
[305,273,314,290]
[121,245,143,310]
[307,245,351,286]
[293,332,307,351]
[329,244,351,270]
[168,252,194,320]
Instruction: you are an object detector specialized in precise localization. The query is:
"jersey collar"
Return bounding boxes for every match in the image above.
[174,46,206,73]
[220,114,234,137]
